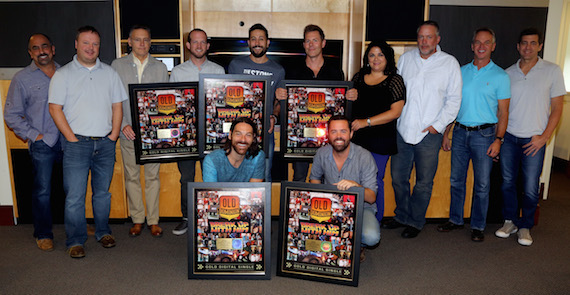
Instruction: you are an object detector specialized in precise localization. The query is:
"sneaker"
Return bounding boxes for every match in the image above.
[36,238,54,252]
[495,220,518,238]
[172,219,188,235]
[67,245,85,258]
[99,235,116,248]
[517,228,533,246]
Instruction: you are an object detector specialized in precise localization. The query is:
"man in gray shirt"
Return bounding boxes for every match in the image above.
[309,115,380,260]
[170,28,225,235]
[4,33,62,252]
[111,25,169,238]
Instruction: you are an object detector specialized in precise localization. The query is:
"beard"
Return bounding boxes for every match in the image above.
[331,138,350,153]
[231,140,251,156]
[250,46,267,58]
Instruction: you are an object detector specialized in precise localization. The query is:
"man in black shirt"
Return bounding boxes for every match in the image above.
[276,24,356,182]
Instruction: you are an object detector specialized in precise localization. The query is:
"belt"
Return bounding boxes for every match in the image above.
[456,123,495,131]
[76,133,111,141]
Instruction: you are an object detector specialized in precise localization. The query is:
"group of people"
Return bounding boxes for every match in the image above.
[4,19,564,260]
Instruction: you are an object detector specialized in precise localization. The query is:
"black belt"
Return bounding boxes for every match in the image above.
[76,133,111,141]
[456,123,495,131]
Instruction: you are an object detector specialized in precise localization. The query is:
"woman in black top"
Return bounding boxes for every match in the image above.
[351,40,406,223]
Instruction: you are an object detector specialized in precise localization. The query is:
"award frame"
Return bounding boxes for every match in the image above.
[129,82,201,164]
[187,182,272,280]
[277,182,364,287]
[199,74,271,156]
[280,80,352,159]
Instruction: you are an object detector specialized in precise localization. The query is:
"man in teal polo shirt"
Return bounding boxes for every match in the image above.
[438,28,510,242]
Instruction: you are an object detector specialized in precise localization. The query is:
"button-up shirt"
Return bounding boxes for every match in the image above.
[4,61,61,147]
[169,58,225,82]
[397,46,462,144]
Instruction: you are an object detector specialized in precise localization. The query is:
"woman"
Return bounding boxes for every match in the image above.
[351,40,406,223]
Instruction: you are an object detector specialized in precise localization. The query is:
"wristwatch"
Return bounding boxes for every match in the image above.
[367,118,371,127]
[496,136,504,144]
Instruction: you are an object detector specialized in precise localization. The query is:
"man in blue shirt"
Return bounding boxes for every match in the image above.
[438,28,510,242]
[4,34,62,252]
[202,117,265,182]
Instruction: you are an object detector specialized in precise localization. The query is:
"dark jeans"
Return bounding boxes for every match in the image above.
[29,139,62,239]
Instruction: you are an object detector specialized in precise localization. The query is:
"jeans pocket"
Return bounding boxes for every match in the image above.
[479,125,496,138]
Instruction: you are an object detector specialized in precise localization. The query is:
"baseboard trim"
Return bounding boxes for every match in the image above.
[0,206,15,225]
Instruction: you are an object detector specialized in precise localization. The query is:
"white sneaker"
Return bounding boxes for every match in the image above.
[517,228,533,246]
[495,220,518,238]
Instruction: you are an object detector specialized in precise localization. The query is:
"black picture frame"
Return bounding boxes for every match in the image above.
[129,82,200,164]
[198,74,271,156]
[187,182,272,280]
[277,181,364,286]
[280,80,352,159]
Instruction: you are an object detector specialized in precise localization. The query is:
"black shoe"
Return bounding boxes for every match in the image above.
[401,226,421,238]
[381,219,404,229]
[437,221,464,232]
[471,229,485,242]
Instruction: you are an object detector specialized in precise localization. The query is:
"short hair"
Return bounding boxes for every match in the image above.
[327,115,351,132]
[519,27,544,44]
[472,27,496,44]
[304,24,325,40]
[249,23,268,39]
[76,25,100,40]
[361,40,397,75]
[417,20,440,36]
[29,33,53,49]
[224,117,260,159]
[188,28,208,43]
[129,25,151,38]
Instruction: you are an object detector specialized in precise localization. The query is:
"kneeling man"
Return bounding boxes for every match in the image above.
[309,115,381,259]
[202,117,265,182]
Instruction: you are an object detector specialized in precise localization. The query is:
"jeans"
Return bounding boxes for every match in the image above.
[63,135,116,247]
[177,159,196,219]
[361,207,381,247]
[391,131,443,230]
[371,152,390,223]
[449,125,495,231]
[29,139,62,239]
[265,132,274,182]
[293,161,310,182]
[500,132,545,229]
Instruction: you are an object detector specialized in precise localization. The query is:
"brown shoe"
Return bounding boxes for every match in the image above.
[68,245,85,258]
[87,225,96,236]
[36,238,54,252]
[99,235,116,248]
[149,224,163,237]
[129,223,144,237]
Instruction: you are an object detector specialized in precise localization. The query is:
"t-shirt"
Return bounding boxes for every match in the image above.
[285,58,344,81]
[202,148,266,182]
[228,55,285,93]
[350,72,406,155]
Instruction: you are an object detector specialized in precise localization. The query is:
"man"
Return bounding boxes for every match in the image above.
[202,117,265,182]
[4,34,62,251]
[496,28,565,246]
[111,25,169,237]
[170,28,225,235]
[438,28,510,242]
[276,24,357,182]
[309,115,380,260]
[49,26,127,258]
[386,20,462,238]
[228,23,285,183]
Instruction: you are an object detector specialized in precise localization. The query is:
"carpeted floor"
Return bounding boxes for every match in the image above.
[1,163,569,295]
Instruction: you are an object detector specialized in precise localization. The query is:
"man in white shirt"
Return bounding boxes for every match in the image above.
[495,28,565,246]
[385,20,462,238]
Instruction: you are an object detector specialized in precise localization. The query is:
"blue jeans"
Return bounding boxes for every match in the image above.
[371,153,390,223]
[361,207,381,247]
[29,139,62,239]
[500,132,545,229]
[391,131,443,230]
[449,125,495,231]
[63,135,116,247]
[177,159,196,219]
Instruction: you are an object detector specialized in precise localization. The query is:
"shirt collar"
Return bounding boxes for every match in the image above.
[515,57,543,75]
[72,54,101,70]
[468,59,495,72]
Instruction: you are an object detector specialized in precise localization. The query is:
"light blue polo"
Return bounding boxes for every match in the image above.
[457,60,510,126]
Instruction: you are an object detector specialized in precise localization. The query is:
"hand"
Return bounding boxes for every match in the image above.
[107,133,119,141]
[351,119,367,131]
[122,125,136,140]
[275,88,287,101]
[333,179,360,191]
[523,134,547,156]
[442,136,451,151]
[268,116,275,134]
[346,89,358,101]
[35,134,44,142]
[66,135,79,142]
[422,125,438,134]
[486,140,502,158]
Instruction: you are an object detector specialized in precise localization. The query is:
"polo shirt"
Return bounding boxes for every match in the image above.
[169,58,225,82]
